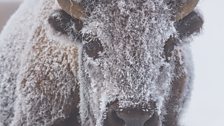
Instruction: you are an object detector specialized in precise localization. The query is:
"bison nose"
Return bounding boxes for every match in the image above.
[115,108,154,126]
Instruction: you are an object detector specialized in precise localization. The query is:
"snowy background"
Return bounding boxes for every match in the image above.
[182,0,224,126]
[0,0,223,126]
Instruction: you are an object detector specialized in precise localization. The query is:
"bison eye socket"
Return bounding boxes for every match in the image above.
[164,37,178,62]
[82,34,104,59]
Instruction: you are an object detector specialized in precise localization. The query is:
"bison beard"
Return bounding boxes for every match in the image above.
[0,0,203,126]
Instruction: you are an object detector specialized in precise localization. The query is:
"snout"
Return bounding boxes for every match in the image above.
[104,101,161,126]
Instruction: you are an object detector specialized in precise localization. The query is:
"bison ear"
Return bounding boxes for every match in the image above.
[48,9,83,40]
[164,11,203,62]
[175,11,203,39]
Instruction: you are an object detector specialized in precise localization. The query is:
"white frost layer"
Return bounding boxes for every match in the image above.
[1,0,79,126]
[0,0,38,125]
[0,0,194,126]
[79,0,177,126]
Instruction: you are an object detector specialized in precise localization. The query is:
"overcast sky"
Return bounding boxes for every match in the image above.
[0,0,223,126]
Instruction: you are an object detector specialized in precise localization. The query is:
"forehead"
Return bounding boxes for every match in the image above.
[81,0,174,44]
[80,0,175,106]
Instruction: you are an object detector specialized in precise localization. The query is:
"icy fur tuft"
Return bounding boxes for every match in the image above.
[79,0,176,125]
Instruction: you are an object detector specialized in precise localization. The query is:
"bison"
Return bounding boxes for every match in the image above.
[0,0,203,126]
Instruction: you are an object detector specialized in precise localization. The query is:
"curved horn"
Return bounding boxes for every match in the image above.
[176,0,199,21]
[57,0,86,20]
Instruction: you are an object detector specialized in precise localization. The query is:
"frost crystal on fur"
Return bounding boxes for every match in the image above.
[0,0,195,126]
[79,0,176,125]
[1,0,79,125]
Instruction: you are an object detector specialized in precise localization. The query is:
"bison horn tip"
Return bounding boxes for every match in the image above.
[57,0,86,20]
[175,0,199,21]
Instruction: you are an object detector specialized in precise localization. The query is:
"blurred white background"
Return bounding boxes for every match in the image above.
[0,0,21,31]
[183,0,224,126]
[0,0,223,125]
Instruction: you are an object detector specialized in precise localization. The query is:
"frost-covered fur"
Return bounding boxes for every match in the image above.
[0,0,196,126]
[0,0,79,126]
[79,1,176,125]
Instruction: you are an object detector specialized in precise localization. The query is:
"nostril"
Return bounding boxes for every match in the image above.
[115,109,154,126]
[144,111,161,126]
[112,110,125,125]
[104,110,125,126]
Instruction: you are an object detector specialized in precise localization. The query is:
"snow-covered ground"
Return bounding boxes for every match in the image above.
[0,0,223,126]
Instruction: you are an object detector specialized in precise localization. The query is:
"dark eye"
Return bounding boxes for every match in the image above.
[82,35,104,59]
[48,9,83,39]
[164,37,178,62]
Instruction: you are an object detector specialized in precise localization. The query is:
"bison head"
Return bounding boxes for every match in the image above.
[48,0,203,126]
